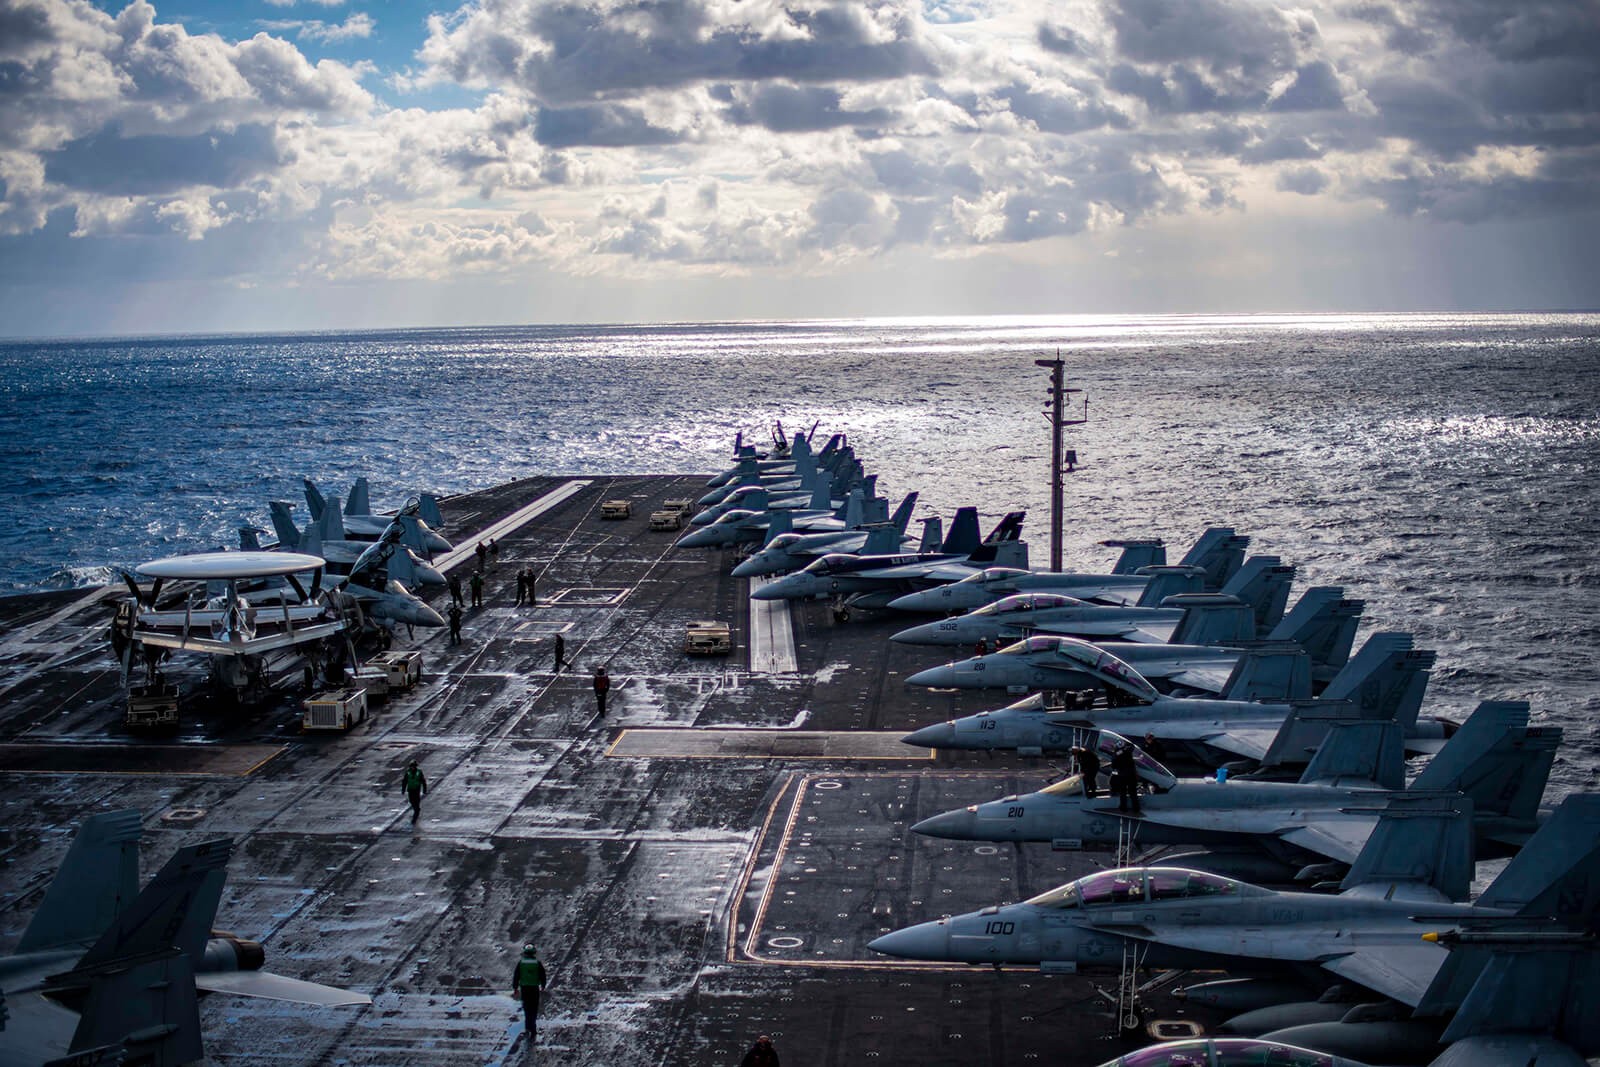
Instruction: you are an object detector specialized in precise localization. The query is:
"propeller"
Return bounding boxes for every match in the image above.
[119,569,164,608]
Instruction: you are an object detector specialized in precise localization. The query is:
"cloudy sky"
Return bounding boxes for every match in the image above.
[1,0,1596,336]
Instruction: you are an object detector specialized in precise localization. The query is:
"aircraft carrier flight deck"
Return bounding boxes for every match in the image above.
[0,475,1223,1065]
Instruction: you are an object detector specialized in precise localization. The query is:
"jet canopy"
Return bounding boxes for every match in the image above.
[993,637,1161,704]
[955,567,1031,586]
[971,592,1084,616]
[1105,1039,1337,1066]
[1026,867,1243,910]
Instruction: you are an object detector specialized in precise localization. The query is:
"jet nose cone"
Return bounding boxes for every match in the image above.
[886,589,940,612]
[905,663,960,688]
[891,621,955,646]
[730,556,768,578]
[749,578,789,601]
[415,603,446,627]
[675,527,719,549]
[416,564,446,587]
[911,808,977,840]
[901,721,956,749]
[425,532,452,553]
[868,922,948,961]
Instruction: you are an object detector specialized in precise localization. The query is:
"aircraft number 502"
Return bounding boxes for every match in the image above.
[985,921,1015,936]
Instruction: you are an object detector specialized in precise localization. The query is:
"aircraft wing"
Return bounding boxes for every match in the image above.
[1278,816,1381,865]
[1031,619,1150,641]
[1129,806,1310,840]
[1320,942,1447,1007]
[1133,719,1282,761]
[1155,663,1237,694]
[195,970,371,1006]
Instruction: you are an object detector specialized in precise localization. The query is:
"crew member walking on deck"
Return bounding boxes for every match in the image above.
[1112,742,1140,813]
[514,569,528,606]
[740,1034,779,1067]
[470,571,484,609]
[525,567,537,607]
[448,573,463,607]
[401,759,428,824]
[447,603,463,645]
[511,944,547,1040]
[592,666,610,717]
[475,541,488,572]
[553,633,566,673]
[488,538,499,565]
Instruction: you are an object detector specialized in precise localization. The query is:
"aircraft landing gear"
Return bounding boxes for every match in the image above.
[830,597,850,624]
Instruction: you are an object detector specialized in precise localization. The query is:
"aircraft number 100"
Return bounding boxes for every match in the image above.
[985,921,1015,935]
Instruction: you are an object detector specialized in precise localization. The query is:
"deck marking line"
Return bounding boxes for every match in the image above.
[434,479,594,572]
[746,577,797,675]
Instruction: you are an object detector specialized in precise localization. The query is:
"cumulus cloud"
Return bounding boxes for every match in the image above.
[1,0,1596,292]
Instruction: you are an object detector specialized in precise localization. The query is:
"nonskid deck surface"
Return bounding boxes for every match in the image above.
[0,475,1216,1066]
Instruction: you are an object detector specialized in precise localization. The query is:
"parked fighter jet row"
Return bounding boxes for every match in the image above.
[111,477,449,701]
[683,427,1597,1067]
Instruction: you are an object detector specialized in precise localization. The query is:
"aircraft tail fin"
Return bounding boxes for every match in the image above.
[238,526,263,552]
[1319,632,1436,730]
[397,515,430,554]
[984,511,1026,544]
[889,492,918,536]
[859,494,889,526]
[1434,947,1600,1051]
[269,501,302,550]
[1133,566,1204,608]
[345,477,371,516]
[1477,793,1600,919]
[1220,644,1313,701]
[302,478,326,521]
[1216,556,1295,635]
[841,488,864,529]
[809,476,831,511]
[419,493,445,529]
[63,948,203,1066]
[792,439,817,489]
[1265,588,1365,682]
[1105,538,1165,575]
[860,523,901,555]
[1296,720,1407,788]
[761,510,793,545]
[940,508,981,554]
[17,810,143,954]
[980,539,1029,569]
[77,837,232,968]
[1178,527,1249,591]
[1341,794,1474,902]
[1165,594,1257,646]
[918,516,943,553]
[320,497,345,543]
[299,523,322,559]
[1412,701,1560,824]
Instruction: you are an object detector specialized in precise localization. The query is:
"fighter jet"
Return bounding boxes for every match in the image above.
[700,428,837,498]
[731,492,920,577]
[904,586,1365,697]
[749,509,1029,610]
[676,480,880,550]
[890,555,1295,648]
[911,701,1557,875]
[870,792,1600,1020]
[256,500,445,589]
[901,633,1451,765]
[885,526,1251,614]
[303,477,451,554]
[1,810,366,1065]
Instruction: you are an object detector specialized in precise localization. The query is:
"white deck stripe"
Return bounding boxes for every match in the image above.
[747,578,797,675]
[433,480,594,573]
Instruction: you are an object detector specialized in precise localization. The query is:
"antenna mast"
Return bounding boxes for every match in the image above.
[1035,352,1087,573]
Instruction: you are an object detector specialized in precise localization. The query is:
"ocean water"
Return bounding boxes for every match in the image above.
[2,313,1597,795]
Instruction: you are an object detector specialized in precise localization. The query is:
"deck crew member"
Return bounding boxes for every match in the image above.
[402,759,428,824]
[593,666,610,717]
[470,571,484,609]
[447,603,463,645]
[1112,743,1140,813]
[448,573,463,607]
[553,632,566,672]
[514,569,528,606]
[511,944,547,1039]
[740,1034,779,1067]
[1072,742,1100,798]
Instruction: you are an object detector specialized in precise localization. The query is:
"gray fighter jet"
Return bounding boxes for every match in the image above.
[901,633,1452,764]
[912,701,1557,872]
[749,510,1029,609]
[730,492,920,577]
[904,587,1365,697]
[303,477,451,554]
[1,811,366,1065]
[870,793,1600,1017]
[890,555,1296,648]
[257,500,446,589]
[885,526,1251,613]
